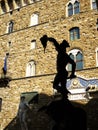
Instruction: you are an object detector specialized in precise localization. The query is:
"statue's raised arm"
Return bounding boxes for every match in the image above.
[40,35,60,52]
[48,37,60,51]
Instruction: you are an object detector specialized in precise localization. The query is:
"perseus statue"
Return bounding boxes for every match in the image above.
[40,35,76,99]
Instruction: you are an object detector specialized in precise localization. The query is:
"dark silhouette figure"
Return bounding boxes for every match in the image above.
[47,99,87,130]
[40,35,87,130]
[40,35,76,98]
[38,98,87,130]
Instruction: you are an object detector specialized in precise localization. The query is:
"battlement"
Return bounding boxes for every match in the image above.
[0,0,41,14]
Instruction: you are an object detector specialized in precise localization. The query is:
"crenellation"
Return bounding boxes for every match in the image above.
[5,1,10,12]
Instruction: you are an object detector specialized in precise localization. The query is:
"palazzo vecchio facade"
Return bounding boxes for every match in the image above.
[0,0,98,130]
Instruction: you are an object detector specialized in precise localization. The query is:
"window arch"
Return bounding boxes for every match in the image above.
[67,53,74,71]
[95,48,98,67]
[74,1,80,14]
[68,3,73,16]
[67,49,83,71]
[76,51,83,70]
[31,40,36,49]
[91,0,97,9]
[26,60,36,77]
[69,27,80,41]
[7,20,14,33]
[30,13,39,26]
[66,0,80,17]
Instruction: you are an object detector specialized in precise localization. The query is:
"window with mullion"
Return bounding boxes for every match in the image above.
[26,61,36,77]
[67,49,83,71]
[74,28,80,40]
[68,53,74,71]
[70,27,80,41]
[70,30,74,41]
[74,1,80,14]
[76,52,83,70]
[68,3,73,16]
[92,0,97,9]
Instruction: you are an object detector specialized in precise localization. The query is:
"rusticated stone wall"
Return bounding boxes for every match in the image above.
[0,74,54,129]
[0,12,98,78]
[0,72,98,130]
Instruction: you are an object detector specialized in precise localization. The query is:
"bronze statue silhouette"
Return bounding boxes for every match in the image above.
[40,35,87,130]
[40,35,76,98]
[38,98,87,130]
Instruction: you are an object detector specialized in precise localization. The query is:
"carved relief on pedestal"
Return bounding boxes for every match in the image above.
[70,78,82,89]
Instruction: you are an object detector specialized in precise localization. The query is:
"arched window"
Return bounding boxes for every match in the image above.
[95,48,98,67]
[76,51,83,70]
[91,0,97,9]
[68,3,73,16]
[31,40,36,49]
[67,53,74,71]
[67,49,83,71]
[69,27,80,41]
[8,21,14,33]
[74,1,80,14]
[26,60,36,77]
[1,0,6,13]
[67,0,80,17]
[30,13,39,26]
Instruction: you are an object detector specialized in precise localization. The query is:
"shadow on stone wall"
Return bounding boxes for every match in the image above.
[0,77,11,88]
[3,93,98,130]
